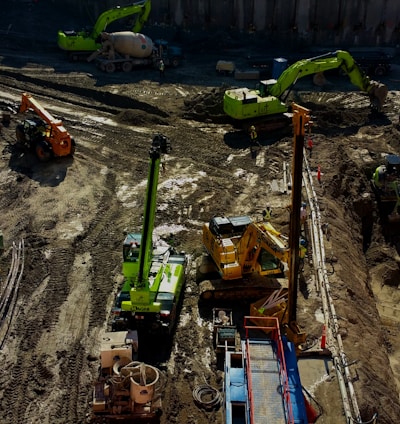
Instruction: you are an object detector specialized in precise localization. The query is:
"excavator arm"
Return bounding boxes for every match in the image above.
[238,222,290,276]
[91,0,152,40]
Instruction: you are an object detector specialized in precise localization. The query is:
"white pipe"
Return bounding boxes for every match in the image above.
[302,153,362,423]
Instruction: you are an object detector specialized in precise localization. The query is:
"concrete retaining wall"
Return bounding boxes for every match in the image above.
[60,0,400,47]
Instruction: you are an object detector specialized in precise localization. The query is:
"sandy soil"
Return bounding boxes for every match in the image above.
[0,5,400,424]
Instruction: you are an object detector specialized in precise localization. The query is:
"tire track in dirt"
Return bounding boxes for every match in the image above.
[2,245,74,423]
[50,171,124,424]
[72,170,122,329]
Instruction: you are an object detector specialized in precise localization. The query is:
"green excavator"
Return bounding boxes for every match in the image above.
[224,50,388,132]
[57,0,151,60]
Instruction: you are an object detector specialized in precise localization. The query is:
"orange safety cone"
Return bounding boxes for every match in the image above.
[317,165,321,183]
[321,324,327,349]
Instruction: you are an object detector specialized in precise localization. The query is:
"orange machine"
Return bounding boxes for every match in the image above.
[16,93,75,161]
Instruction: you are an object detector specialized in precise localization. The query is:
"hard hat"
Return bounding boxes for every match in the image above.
[302,202,307,207]
[250,126,255,130]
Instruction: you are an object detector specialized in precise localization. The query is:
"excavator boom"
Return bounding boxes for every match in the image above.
[90,0,151,40]
[268,50,388,110]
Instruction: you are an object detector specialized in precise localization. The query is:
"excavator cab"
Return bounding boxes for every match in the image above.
[123,233,142,262]
[257,79,277,98]
[258,248,285,273]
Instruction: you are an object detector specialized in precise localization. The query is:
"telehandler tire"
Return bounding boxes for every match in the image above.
[70,138,76,156]
[35,140,51,162]
[16,124,26,144]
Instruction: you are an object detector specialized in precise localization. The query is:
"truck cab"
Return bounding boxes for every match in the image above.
[154,39,183,67]
[349,49,393,76]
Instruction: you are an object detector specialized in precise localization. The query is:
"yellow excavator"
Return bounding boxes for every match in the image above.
[198,215,295,301]
[199,104,312,349]
[224,50,388,132]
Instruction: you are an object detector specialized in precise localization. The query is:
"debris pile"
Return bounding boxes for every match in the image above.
[182,86,229,123]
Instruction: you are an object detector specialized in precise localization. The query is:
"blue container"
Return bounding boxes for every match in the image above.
[272,57,288,79]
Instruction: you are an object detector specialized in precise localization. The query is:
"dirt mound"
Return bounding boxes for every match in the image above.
[182,86,228,123]
[114,109,170,126]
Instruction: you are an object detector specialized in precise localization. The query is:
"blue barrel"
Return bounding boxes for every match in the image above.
[272,57,288,79]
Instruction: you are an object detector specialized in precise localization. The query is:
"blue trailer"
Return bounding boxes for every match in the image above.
[224,316,309,424]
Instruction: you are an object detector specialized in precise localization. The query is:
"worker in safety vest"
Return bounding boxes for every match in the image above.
[372,165,387,189]
[159,60,165,78]
[299,238,307,271]
[299,244,307,260]
[262,206,272,221]
[300,202,307,229]
[306,137,313,158]
[249,125,258,146]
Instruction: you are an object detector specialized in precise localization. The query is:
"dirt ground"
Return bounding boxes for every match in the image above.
[1,4,400,424]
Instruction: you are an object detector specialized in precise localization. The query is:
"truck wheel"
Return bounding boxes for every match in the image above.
[35,141,51,162]
[122,61,132,72]
[171,57,180,68]
[16,124,26,143]
[374,65,386,76]
[105,62,116,73]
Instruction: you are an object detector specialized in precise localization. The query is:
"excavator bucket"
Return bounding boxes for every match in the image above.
[312,72,328,87]
[388,212,400,223]
[368,81,388,112]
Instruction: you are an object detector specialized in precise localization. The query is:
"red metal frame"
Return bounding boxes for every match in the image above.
[243,316,294,424]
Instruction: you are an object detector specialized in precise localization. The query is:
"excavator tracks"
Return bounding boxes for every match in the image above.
[198,276,286,302]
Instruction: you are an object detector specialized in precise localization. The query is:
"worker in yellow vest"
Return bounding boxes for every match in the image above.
[249,125,258,146]
[262,206,272,221]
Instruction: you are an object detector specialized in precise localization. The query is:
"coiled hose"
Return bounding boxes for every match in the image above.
[192,384,223,410]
